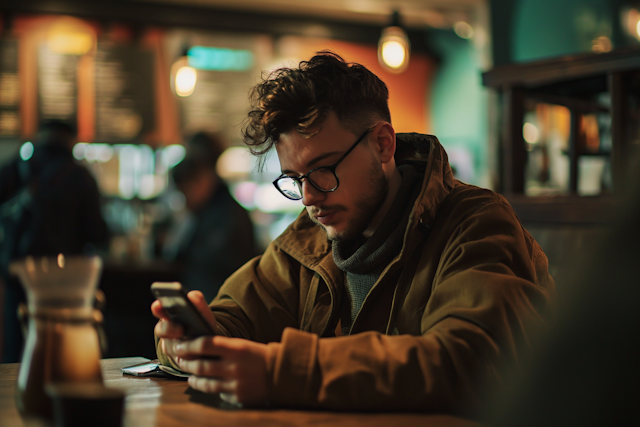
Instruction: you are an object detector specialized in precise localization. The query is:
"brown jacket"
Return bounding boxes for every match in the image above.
[157,134,555,414]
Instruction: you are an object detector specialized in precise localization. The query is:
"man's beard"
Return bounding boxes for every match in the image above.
[310,158,389,242]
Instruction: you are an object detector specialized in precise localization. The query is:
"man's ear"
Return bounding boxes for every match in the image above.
[374,122,396,164]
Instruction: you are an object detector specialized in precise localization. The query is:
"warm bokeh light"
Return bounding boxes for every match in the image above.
[175,65,197,97]
[381,40,406,68]
[591,36,612,53]
[623,8,640,41]
[378,26,410,74]
[523,122,540,144]
[453,21,474,39]
[46,17,95,55]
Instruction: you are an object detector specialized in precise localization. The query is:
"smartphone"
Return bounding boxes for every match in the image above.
[122,360,164,377]
[151,282,216,338]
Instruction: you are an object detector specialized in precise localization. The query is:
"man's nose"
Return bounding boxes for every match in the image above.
[301,180,326,206]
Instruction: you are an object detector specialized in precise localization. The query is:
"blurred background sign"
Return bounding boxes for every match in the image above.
[94,45,155,143]
[0,40,19,137]
[37,45,78,126]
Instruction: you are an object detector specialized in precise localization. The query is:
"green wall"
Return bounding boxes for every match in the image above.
[430,30,489,187]
[492,0,627,64]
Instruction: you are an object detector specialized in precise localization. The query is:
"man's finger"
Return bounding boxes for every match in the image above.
[186,290,218,331]
[154,319,184,339]
[188,375,237,395]
[151,300,169,320]
[173,335,235,359]
[175,356,234,378]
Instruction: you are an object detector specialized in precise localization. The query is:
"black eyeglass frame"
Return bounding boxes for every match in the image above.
[273,127,373,201]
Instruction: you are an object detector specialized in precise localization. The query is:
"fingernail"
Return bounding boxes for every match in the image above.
[175,343,184,352]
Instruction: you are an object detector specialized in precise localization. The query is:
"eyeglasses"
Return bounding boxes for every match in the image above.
[273,128,373,200]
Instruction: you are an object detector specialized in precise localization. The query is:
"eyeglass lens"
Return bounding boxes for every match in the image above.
[276,168,337,200]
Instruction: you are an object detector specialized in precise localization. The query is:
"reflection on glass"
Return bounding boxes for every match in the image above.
[524,104,571,196]
[524,102,612,197]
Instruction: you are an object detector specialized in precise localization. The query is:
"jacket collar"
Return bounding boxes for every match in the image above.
[274,133,455,267]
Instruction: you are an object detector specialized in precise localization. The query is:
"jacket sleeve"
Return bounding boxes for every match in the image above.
[156,239,306,367]
[264,199,555,414]
[209,241,309,343]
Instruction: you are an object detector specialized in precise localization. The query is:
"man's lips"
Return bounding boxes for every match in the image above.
[313,211,337,225]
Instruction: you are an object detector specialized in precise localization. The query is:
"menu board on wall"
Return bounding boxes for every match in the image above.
[37,45,78,126]
[178,69,252,144]
[94,45,155,143]
[0,40,20,137]
[166,30,268,147]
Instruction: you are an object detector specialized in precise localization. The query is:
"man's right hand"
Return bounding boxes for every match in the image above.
[151,290,217,359]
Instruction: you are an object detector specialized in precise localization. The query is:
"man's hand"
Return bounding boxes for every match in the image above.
[151,290,217,359]
[173,335,270,406]
[151,290,270,406]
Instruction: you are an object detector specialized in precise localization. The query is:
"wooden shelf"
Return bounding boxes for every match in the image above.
[482,47,639,202]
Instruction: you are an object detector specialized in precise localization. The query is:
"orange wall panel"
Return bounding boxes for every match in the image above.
[293,39,436,134]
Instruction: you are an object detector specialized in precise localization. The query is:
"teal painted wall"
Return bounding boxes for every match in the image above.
[491,0,627,65]
[513,0,616,62]
[430,30,489,187]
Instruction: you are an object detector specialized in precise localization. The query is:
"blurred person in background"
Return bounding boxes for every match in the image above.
[0,120,109,362]
[162,132,256,302]
[153,52,555,414]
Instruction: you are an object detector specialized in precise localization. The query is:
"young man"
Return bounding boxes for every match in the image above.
[152,52,555,414]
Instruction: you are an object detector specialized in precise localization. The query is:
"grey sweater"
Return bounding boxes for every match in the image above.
[332,164,422,335]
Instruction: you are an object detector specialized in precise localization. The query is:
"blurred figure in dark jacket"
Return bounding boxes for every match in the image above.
[163,133,256,302]
[0,120,109,362]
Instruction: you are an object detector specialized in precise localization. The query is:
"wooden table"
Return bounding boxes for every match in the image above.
[0,357,483,427]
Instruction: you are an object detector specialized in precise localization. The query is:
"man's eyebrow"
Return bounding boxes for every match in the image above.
[281,150,342,174]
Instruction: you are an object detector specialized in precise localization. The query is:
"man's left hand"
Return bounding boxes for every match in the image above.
[172,335,270,407]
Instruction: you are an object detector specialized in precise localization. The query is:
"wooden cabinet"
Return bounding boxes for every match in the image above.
[482,47,640,224]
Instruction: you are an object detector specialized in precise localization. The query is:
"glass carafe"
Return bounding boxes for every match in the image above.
[10,255,104,421]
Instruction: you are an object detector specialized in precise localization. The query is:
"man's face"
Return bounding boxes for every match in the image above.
[275,113,389,242]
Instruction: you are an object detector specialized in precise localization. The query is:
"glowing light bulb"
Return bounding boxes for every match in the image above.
[378,26,410,74]
[171,56,197,97]
[175,65,197,97]
[381,41,406,69]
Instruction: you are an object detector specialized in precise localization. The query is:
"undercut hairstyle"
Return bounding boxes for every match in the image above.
[242,51,391,169]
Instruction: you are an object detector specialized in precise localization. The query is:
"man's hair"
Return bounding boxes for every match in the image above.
[242,51,390,168]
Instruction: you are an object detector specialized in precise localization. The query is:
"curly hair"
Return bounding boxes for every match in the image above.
[242,51,390,169]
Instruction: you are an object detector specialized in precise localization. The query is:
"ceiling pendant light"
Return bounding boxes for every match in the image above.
[171,44,197,97]
[378,11,410,74]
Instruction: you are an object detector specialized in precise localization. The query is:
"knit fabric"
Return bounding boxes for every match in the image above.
[332,164,422,335]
